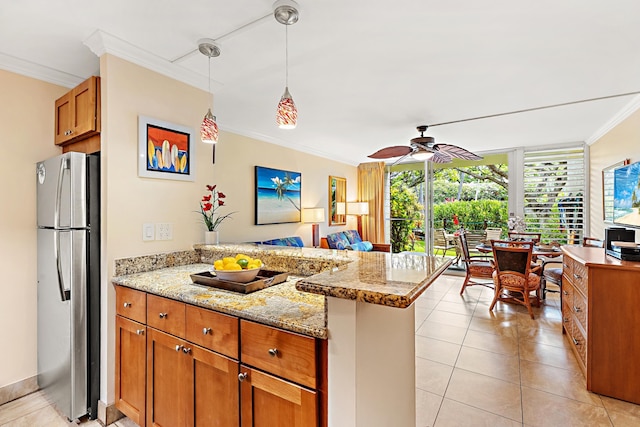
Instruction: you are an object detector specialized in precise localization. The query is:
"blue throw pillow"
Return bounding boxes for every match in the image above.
[348,241,373,251]
[343,229,363,244]
[326,232,350,250]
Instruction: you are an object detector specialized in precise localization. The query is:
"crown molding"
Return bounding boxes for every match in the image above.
[586,94,640,145]
[83,29,223,93]
[220,124,359,166]
[0,52,83,88]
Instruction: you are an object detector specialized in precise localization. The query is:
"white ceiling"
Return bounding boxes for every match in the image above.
[2,0,640,165]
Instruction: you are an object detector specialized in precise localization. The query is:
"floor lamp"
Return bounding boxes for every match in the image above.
[302,207,325,247]
[347,202,369,238]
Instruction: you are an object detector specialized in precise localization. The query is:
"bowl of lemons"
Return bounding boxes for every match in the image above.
[213,254,263,283]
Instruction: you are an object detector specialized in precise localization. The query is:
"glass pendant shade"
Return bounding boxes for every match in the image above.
[200,108,218,144]
[276,87,297,129]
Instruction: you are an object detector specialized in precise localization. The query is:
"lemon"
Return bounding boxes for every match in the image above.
[226,263,242,271]
[213,260,224,270]
[222,257,236,265]
[235,254,250,261]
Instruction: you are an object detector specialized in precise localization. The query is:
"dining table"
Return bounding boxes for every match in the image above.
[475,243,563,258]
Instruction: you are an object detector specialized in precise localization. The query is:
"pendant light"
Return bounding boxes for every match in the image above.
[198,39,221,144]
[274,0,300,129]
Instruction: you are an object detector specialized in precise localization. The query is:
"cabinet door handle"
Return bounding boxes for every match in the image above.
[238,372,248,382]
[573,306,581,313]
[268,348,278,357]
[203,327,212,335]
[136,329,144,335]
[123,302,132,308]
[572,337,580,346]
[159,312,168,319]
[182,347,192,354]
[175,344,183,352]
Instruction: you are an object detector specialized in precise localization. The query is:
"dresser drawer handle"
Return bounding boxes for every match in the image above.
[203,327,212,335]
[238,372,248,382]
[572,337,580,346]
[573,305,581,313]
[573,273,582,280]
[563,317,569,323]
[268,348,279,357]
[159,312,168,319]
[123,302,132,308]
[562,290,569,296]
[563,264,569,269]
[136,329,144,335]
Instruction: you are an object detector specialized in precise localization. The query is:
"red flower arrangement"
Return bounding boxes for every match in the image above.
[199,184,235,231]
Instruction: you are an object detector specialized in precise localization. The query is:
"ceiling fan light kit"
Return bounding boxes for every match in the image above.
[198,38,221,145]
[274,0,299,129]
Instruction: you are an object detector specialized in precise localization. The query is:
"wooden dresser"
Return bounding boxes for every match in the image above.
[561,246,640,404]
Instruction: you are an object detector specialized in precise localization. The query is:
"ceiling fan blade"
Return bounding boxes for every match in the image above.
[433,144,483,161]
[368,146,413,159]
[429,151,452,163]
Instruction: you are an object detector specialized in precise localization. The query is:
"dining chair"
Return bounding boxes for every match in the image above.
[458,232,495,295]
[507,231,541,243]
[489,240,541,319]
[583,236,604,247]
[539,258,563,300]
[433,228,451,257]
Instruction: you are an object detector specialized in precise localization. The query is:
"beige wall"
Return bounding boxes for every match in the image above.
[0,70,67,389]
[589,108,640,241]
[100,55,357,402]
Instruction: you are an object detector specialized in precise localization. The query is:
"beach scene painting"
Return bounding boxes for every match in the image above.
[613,161,640,227]
[255,166,301,225]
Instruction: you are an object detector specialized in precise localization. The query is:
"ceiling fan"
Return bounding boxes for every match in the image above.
[368,90,640,164]
[368,125,482,164]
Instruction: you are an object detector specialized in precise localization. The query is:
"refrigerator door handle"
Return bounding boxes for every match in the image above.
[54,230,71,301]
[54,157,68,229]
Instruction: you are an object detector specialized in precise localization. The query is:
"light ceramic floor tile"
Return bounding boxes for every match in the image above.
[114,417,140,427]
[517,323,570,349]
[415,307,432,331]
[435,398,522,427]
[0,391,51,425]
[1,404,72,427]
[607,410,640,427]
[416,357,454,397]
[415,320,468,345]
[521,386,612,427]
[434,300,477,316]
[427,310,472,329]
[518,339,581,372]
[444,368,523,422]
[600,396,640,419]
[456,346,521,384]
[464,329,519,356]
[416,335,461,366]
[415,296,440,309]
[416,388,442,427]
[519,359,602,406]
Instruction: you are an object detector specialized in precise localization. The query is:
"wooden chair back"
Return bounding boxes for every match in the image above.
[491,240,534,277]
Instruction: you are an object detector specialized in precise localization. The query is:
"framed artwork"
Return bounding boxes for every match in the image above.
[602,159,629,222]
[328,176,346,226]
[255,166,301,225]
[138,115,195,181]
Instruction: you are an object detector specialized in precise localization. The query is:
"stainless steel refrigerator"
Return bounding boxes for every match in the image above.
[36,151,100,420]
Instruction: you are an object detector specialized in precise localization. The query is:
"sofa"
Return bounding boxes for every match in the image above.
[257,236,304,247]
[320,229,390,252]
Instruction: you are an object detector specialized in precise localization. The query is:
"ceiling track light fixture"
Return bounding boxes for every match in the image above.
[198,38,221,161]
[274,0,299,129]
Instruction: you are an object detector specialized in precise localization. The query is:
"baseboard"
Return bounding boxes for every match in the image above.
[97,400,124,426]
[0,376,39,406]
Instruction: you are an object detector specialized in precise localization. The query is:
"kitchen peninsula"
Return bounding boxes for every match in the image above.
[112,244,451,427]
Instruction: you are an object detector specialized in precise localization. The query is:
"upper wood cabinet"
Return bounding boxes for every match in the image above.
[55,76,100,148]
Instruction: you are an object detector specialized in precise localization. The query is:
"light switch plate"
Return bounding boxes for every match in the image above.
[143,223,155,241]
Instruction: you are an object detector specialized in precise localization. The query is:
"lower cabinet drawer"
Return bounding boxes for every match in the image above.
[240,320,317,389]
[186,304,239,359]
[147,294,186,338]
[570,319,587,368]
[572,289,587,331]
[116,286,146,323]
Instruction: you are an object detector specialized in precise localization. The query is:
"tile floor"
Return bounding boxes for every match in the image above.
[1,274,639,426]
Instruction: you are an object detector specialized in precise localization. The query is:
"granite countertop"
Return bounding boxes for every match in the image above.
[112,243,452,340]
[296,251,452,308]
[112,263,328,339]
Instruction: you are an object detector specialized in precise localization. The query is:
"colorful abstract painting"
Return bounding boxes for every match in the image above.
[138,116,195,181]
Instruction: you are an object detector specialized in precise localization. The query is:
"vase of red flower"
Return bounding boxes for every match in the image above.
[198,184,235,244]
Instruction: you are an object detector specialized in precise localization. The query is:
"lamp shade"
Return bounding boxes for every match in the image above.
[201,108,218,144]
[276,87,297,129]
[302,207,325,223]
[347,202,369,216]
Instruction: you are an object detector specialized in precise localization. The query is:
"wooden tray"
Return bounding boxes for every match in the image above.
[190,269,289,294]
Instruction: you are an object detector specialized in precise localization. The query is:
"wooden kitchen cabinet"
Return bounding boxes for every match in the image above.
[55,76,100,151]
[561,246,640,404]
[114,286,326,427]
